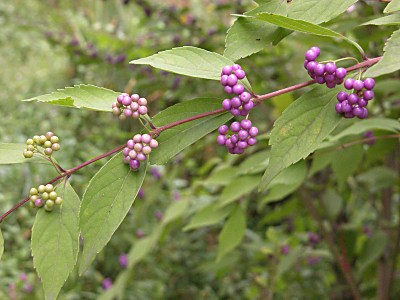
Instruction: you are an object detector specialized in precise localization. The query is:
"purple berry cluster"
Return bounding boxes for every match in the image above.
[112,93,148,120]
[122,134,158,170]
[335,78,375,119]
[28,184,63,212]
[217,120,258,154]
[304,47,347,88]
[220,64,253,117]
[23,132,60,158]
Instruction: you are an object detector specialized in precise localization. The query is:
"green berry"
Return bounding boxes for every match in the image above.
[55,197,63,205]
[39,135,47,144]
[49,191,57,200]
[44,148,53,156]
[29,201,35,208]
[26,139,34,145]
[45,132,54,139]
[30,195,38,202]
[42,192,49,200]
[46,200,55,207]
[26,145,35,151]
[45,184,54,193]
[44,204,53,212]
[29,188,38,195]
[44,141,52,148]
[50,136,59,143]
[33,136,40,144]
[51,143,60,151]
[38,185,46,193]
[23,150,34,158]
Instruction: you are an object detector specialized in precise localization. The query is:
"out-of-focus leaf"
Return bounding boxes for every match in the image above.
[361,14,400,26]
[331,144,363,189]
[218,175,261,207]
[0,228,3,261]
[384,0,400,13]
[183,203,233,231]
[358,232,388,274]
[357,166,398,192]
[321,189,342,219]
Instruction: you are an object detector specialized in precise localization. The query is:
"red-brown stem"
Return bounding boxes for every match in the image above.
[0,56,383,223]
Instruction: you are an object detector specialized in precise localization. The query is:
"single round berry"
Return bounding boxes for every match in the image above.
[131,94,140,101]
[141,134,151,144]
[230,122,241,132]
[227,74,238,86]
[138,98,147,106]
[335,103,343,113]
[325,63,336,74]
[232,84,244,95]
[325,74,335,83]
[55,197,63,205]
[137,153,147,161]
[363,78,375,90]
[46,200,55,208]
[238,130,249,140]
[217,135,226,145]
[38,185,46,193]
[310,46,320,56]
[42,192,49,200]
[230,97,241,108]
[51,143,60,151]
[142,146,152,155]
[248,138,257,146]
[230,108,240,116]
[44,148,53,156]
[133,134,142,143]
[306,61,317,73]
[240,92,251,103]
[240,119,252,130]
[124,109,133,117]
[363,90,374,100]
[44,204,53,212]
[129,150,137,159]
[341,101,352,113]
[220,75,228,86]
[348,94,359,105]
[249,126,259,137]
[43,140,52,148]
[224,86,233,94]
[335,68,347,79]
[232,64,242,71]
[23,150,34,158]
[30,188,38,195]
[353,80,364,91]
[129,159,140,170]
[149,139,158,148]
[337,92,348,102]
[218,125,228,134]
[138,106,148,115]
[222,99,231,110]
[222,65,233,75]
[314,64,325,76]
[49,191,58,200]
[26,139,34,145]
[235,69,245,79]
[353,105,364,117]
[358,99,368,107]
[45,132,54,139]
[34,198,44,208]
[344,78,354,90]
[315,76,325,84]
[305,49,317,61]
[45,184,54,192]
[326,82,336,89]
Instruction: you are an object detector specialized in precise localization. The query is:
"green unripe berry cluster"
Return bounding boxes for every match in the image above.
[29,184,63,212]
[23,132,60,158]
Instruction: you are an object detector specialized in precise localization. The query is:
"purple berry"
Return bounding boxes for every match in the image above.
[315,76,325,84]
[123,156,130,164]
[342,101,352,113]
[314,64,325,76]
[363,78,375,90]
[335,78,344,85]
[337,92,348,102]
[358,98,368,107]
[325,63,336,74]
[230,97,241,108]
[127,140,135,149]
[240,109,248,116]
[353,80,364,91]
[102,278,112,290]
[138,106,148,115]
[304,59,309,69]
[238,130,249,140]
[235,69,245,79]
[324,74,335,83]
[240,92,251,103]
[243,101,254,111]
[310,46,320,56]
[230,134,238,144]
[217,135,226,145]
[247,138,257,146]
[124,109,133,117]
[335,103,343,113]
[230,108,240,116]
[363,90,374,100]
[348,94,359,105]
[222,99,231,110]
[230,122,241,132]
[129,159,140,170]
[232,84,245,95]
[281,245,290,255]
[122,97,132,106]
[119,254,128,268]
[142,134,151,144]
[249,126,259,137]
[360,107,368,119]
[305,49,317,61]
[344,78,354,90]
[335,67,347,79]
[353,105,364,117]
[232,64,241,71]
[225,139,233,148]
[218,125,228,134]
[306,61,317,73]
[224,86,233,94]
[227,74,238,86]
[117,94,124,103]
[240,119,252,129]
[220,75,228,86]
[326,82,336,89]
[123,147,130,156]
[222,65,232,75]
[237,141,247,149]
[344,111,355,118]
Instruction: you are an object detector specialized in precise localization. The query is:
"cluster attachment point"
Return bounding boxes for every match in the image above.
[112,93,148,120]
[29,184,63,212]
[122,134,158,170]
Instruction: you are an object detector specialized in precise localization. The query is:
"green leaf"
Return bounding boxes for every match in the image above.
[328,118,400,142]
[255,13,364,55]
[309,151,335,177]
[358,232,388,274]
[218,175,261,207]
[183,203,233,231]
[150,98,232,165]
[288,0,357,24]
[261,161,306,205]
[364,29,400,77]
[0,228,4,261]
[204,166,240,186]
[361,14,400,26]
[217,205,246,261]
[130,46,250,87]
[23,85,118,111]
[31,183,80,300]
[276,247,301,277]
[331,143,363,189]
[357,166,398,192]
[128,228,163,268]
[384,0,400,14]
[321,189,342,219]
[224,1,288,61]
[260,86,342,190]
[237,150,270,175]
[0,143,49,164]
[79,153,147,274]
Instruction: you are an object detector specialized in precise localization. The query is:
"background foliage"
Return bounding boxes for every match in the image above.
[0,0,399,299]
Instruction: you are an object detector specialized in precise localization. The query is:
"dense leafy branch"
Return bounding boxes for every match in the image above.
[0,56,383,223]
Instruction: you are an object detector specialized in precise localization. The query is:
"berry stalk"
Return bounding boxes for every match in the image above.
[0,56,382,223]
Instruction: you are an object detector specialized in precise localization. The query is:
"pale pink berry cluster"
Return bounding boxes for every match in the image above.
[122,134,158,170]
[112,93,148,120]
